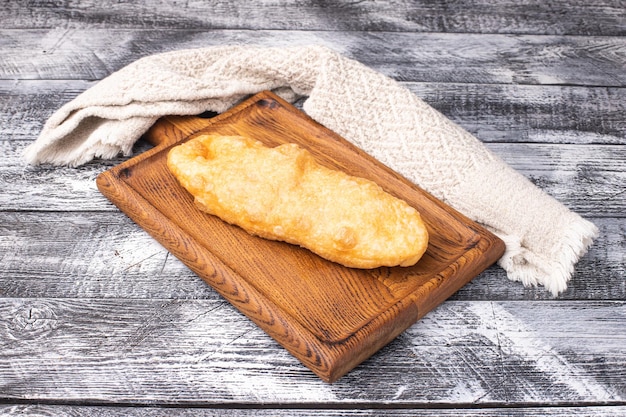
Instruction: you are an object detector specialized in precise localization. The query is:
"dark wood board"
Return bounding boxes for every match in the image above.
[95,91,504,382]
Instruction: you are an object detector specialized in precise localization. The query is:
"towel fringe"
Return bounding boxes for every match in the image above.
[495,217,598,296]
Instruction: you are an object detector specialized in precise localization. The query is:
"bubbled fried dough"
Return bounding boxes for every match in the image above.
[166,134,429,268]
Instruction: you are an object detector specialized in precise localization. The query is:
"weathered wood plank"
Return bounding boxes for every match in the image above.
[0,212,214,300]
[3,140,623,217]
[0,299,623,404]
[4,80,625,145]
[2,0,624,36]
[0,80,95,141]
[2,404,626,417]
[0,212,621,301]
[413,83,626,145]
[1,30,624,86]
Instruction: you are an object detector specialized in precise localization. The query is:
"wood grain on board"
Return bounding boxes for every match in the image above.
[95,91,504,381]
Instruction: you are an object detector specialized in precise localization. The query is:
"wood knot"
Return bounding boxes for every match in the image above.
[257,98,278,109]
[8,302,58,340]
[118,167,132,179]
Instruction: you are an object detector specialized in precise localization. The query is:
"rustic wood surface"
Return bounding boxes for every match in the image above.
[0,0,624,415]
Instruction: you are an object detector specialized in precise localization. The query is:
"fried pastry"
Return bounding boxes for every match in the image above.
[167,134,429,268]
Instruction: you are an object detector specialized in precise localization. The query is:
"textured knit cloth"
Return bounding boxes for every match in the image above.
[24,45,598,296]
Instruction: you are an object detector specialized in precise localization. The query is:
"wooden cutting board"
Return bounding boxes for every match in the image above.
[96,91,505,382]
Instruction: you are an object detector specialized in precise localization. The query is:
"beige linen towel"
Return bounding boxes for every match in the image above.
[23,45,598,296]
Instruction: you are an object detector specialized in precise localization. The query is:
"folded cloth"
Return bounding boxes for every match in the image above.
[24,45,598,296]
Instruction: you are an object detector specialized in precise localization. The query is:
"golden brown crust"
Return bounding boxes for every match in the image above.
[167,134,428,268]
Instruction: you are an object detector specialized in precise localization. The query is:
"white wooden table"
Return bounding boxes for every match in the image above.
[1,1,625,416]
